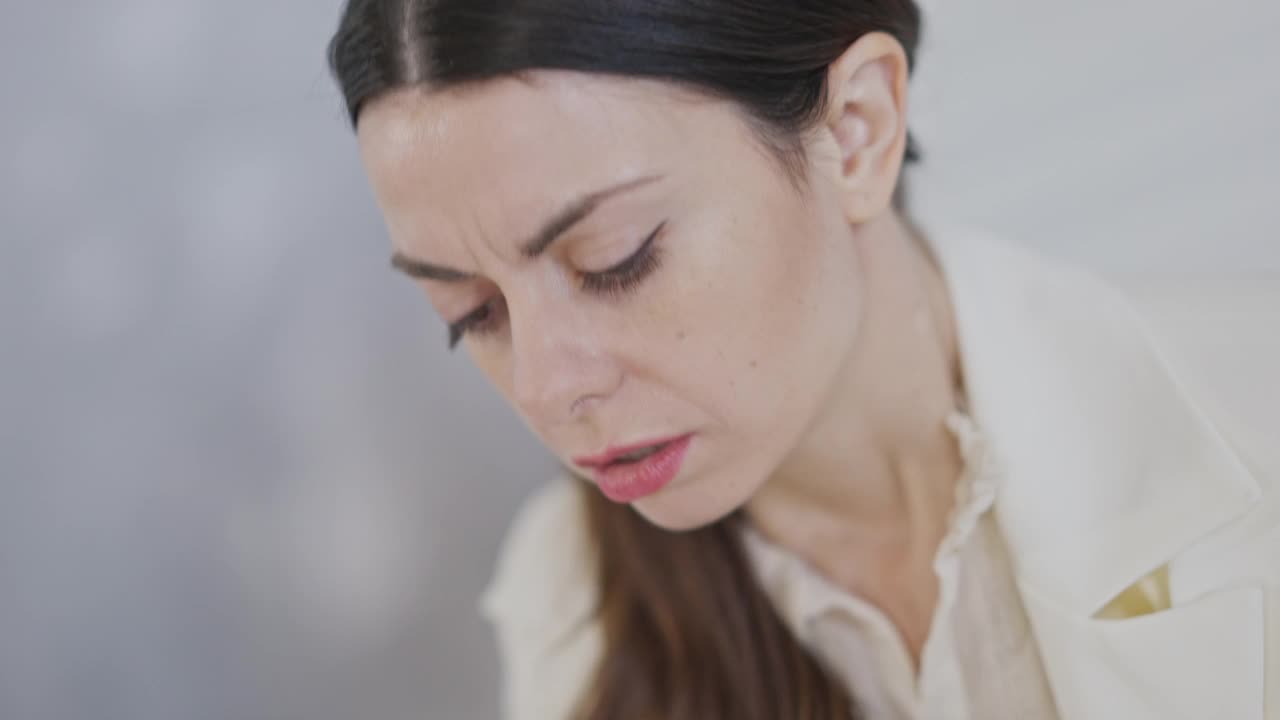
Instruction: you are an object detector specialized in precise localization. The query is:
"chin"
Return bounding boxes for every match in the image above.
[629,476,750,533]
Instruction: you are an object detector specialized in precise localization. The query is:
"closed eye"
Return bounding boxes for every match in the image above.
[446,221,667,350]
[580,221,666,296]
[447,298,505,349]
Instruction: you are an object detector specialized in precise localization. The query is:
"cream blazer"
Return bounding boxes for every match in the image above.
[480,226,1280,719]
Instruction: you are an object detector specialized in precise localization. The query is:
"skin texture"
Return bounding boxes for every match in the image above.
[358,33,964,661]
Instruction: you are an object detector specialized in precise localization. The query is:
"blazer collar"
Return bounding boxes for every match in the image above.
[925,224,1261,616]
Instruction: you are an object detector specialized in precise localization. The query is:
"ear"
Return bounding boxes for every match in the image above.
[819,32,911,224]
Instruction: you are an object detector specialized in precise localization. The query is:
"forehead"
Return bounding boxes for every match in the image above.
[356,73,752,248]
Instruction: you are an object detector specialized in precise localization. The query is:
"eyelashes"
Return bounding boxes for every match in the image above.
[446,221,668,349]
[579,220,666,297]
[447,300,497,349]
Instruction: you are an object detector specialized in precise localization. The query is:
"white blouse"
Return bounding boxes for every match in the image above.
[480,412,1059,719]
[740,412,1058,719]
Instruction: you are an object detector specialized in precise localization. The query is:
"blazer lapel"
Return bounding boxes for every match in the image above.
[926,225,1266,718]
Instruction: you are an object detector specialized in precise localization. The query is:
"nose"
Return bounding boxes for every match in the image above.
[508,294,620,426]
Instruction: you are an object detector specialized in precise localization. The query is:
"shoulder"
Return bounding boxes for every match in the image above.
[481,476,598,624]
[480,477,603,719]
[1111,273,1280,474]
[1115,274,1280,576]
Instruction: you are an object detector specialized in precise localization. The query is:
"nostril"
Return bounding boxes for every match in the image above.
[570,393,603,418]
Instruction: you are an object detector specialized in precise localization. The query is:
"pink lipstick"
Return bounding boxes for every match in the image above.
[574,435,693,503]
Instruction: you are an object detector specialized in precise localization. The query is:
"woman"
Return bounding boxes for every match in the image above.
[327,1,1279,718]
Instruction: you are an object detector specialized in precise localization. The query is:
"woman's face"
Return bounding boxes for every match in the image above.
[358,72,867,530]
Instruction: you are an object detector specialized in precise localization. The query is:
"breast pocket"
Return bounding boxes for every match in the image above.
[1020,583,1265,720]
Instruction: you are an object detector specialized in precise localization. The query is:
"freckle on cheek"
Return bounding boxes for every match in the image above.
[677,331,686,342]
[749,360,758,369]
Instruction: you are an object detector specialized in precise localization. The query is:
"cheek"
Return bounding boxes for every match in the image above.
[631,256,861,532]
[648,205,859,433]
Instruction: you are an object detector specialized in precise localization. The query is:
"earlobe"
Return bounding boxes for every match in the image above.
[822,32,911,224]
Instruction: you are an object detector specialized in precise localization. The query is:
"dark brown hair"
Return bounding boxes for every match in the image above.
[328,1,923,716]
[580,485,861,718]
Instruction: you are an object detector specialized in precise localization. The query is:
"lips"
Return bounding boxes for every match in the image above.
[576,435,694,504]
[572,434,688,470]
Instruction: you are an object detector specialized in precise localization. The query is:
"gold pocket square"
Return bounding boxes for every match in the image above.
[1093,565,1172,620]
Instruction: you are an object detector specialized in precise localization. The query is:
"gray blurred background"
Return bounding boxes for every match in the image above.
[1,1,1276,719]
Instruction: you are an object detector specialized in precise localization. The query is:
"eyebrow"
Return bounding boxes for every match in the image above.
[390,174,664,282]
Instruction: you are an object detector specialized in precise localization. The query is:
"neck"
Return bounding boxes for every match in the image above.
[745,212,965,575]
